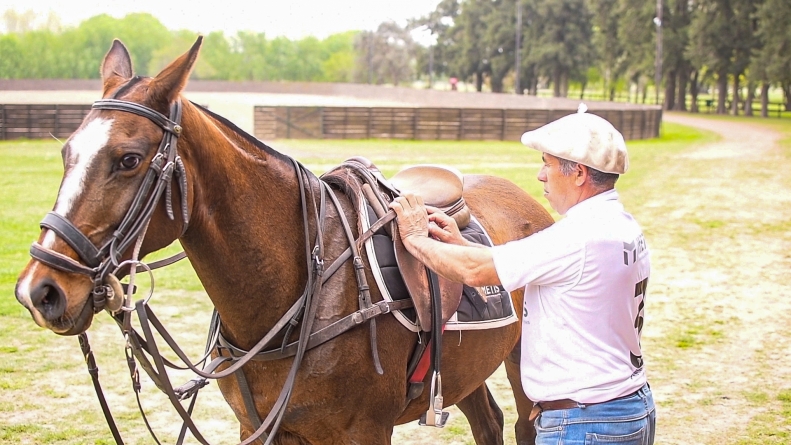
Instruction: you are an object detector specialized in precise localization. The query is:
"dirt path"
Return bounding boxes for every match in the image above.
[638,113,791,444]
[394,113,791,444]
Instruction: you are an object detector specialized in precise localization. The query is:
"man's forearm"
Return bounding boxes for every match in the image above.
[402,235,500,287]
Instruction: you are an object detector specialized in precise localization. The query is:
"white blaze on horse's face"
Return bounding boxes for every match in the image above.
[47,117,115,248]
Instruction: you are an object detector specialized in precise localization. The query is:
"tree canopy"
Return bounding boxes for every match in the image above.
[2,1,791,113]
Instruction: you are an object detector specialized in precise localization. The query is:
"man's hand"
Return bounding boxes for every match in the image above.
[426,206,466,245]
[390,193,430,245]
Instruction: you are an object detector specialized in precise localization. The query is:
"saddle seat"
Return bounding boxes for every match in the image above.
[389,165,471,230]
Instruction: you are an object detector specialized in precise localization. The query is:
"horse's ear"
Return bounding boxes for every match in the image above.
[101,40,134,96]
[149,36,203,106]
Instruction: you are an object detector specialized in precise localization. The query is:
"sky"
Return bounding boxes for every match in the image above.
[2,0,442,40]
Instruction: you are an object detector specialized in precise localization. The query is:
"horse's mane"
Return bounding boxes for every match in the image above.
[321,166,366,215]
[189,101,292,165]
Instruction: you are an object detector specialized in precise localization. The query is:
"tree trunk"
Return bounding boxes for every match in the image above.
[744,81,755,117]
[717,72,728,114]
[491,76,503,93]
[553,66,562,97]
[664,69,677,110]
[783,82,791,111]
[641,81,648,104]
[761,82,770,117]
[690,70,700,113]
[475,71,484,92]
[560,70,569,97]
[731,75,740,116]
[675,65,689,111]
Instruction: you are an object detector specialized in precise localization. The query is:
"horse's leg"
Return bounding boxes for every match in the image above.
[456,382,504,445]
[505,341,536,445]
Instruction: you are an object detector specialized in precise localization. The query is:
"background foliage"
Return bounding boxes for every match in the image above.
[2,1,791,113]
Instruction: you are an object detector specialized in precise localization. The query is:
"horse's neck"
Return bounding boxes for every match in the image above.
[179,107,316,348]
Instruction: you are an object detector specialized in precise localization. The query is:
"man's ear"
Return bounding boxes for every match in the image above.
[575,164,588,186]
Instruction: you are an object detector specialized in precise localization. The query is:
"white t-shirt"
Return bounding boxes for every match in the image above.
[491,189,649,403]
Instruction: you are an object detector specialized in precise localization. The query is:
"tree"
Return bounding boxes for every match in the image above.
[353,22,416,86]
[751,0,791,114]
[687,0,737,114]
[410,0,462,83]
[662,0,693,110]
[590,0,626,100]
[526,0,595,97]
[618,0,657,103]
[453,0,495,92]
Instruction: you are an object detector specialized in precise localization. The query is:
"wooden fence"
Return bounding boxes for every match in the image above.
[0,104,661,142]
[254,106,662,142]
[0,104,92,140]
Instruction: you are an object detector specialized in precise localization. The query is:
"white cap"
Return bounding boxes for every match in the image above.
[520,109,629,174]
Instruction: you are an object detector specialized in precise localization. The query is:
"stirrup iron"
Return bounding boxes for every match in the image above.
[419,371,449,427]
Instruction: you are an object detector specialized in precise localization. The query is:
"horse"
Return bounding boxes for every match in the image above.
[14,37,553,445]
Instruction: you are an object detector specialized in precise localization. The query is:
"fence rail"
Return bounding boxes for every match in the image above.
[0,104,92,140]
[255,106,662,142]
[0,104,661,142]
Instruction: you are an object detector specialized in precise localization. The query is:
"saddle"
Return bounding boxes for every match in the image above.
[342,157,467,332]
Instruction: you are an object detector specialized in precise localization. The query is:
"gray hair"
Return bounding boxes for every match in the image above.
[557,158,619,189]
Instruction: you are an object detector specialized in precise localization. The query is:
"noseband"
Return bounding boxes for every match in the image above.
[29,99,190,313]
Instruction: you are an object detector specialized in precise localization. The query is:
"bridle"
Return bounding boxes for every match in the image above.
[27,96,412,445]
[29,98,189,313]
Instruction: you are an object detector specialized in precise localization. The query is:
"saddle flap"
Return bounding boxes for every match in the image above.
[393,226,463,331]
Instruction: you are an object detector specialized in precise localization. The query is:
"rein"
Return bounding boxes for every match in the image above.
[31,97,411,445]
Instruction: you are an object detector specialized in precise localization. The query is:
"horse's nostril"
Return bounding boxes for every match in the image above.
[30,281,66,320]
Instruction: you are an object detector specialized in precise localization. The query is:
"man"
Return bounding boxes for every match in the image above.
[390,111,656,444]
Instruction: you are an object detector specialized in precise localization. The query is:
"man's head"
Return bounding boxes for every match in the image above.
[522,111,627,215]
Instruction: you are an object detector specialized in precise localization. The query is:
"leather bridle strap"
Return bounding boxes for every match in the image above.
[29,99,189,313]
[78,332,125,445]
[40,212,102,267]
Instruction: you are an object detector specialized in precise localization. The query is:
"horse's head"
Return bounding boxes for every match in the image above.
[15,37,203,335]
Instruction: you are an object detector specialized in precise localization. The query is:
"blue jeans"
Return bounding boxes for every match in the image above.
[534,384,656,445]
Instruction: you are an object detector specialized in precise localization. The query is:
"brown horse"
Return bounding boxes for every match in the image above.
[14,37,553,445]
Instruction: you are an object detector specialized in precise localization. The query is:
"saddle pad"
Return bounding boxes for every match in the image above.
[362,206,518,332]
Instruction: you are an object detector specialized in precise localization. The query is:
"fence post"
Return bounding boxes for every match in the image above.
[412,108,418,140]
[640,111,646,139]
[367,108,372,139]
[458,108,463,140]
[286,108,291,139]
[320,107,325,138]
[501,109,506,141]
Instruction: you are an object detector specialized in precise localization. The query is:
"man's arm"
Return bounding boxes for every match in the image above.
[390,194,501,287]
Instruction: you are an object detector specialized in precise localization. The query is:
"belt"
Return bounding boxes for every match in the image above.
[528,388,642,421]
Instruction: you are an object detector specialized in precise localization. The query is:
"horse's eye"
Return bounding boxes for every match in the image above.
[119,154,141,170]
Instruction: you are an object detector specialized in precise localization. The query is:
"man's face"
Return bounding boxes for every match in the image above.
[537,153,580,215]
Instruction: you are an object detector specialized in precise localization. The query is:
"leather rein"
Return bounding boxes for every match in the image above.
[30,98,412,445]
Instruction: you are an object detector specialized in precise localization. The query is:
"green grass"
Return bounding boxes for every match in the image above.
[2,115,791,443]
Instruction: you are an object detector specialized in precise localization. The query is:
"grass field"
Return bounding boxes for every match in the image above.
[1,116,790,444]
